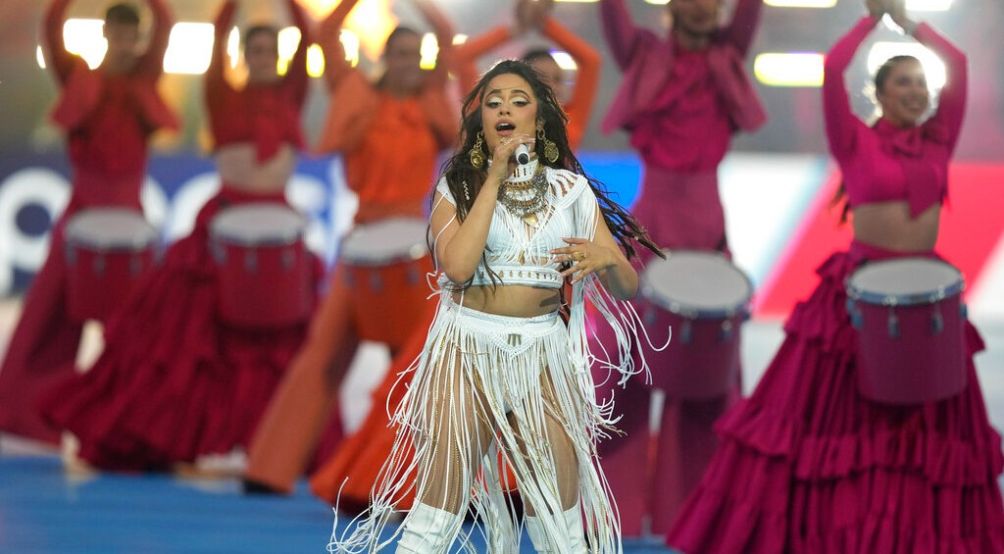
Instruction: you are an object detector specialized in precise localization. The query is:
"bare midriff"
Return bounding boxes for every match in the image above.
[453,284,563,318]
[215,144,297,193]
[853,200,940,253]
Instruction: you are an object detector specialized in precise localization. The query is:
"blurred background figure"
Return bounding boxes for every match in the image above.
[242,0,457,497]
[37,0,319,472]
[593,0,766,539]
[0,0,177,446]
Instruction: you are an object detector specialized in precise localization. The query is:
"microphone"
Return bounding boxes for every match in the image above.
[514,143,531,165]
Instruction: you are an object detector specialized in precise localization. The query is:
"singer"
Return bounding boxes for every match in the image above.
[328,59,663,553]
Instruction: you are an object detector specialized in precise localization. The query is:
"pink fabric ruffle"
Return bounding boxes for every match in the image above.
[668,243,1004,553]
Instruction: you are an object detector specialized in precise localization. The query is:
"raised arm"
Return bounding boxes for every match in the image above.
[907,21,967,152]
[541,17,600,148]
[319,0,359,91]
[206,0,238,100]
[42,0,77,85]
[431,137,529,284]
[718,0,764,57]
[453,25,512,94]
[282,0,311,107]
[135,0,173,77]
[412,0,455,89]
[822,15,878,161]
[598,0,644,71]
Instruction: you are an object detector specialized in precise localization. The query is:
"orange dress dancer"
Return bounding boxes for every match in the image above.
[310,2,602,511]
[0,0,176,445]
[243,0,457,496]
[38,0,319,470]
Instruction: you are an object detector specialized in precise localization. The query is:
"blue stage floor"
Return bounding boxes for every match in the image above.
[0,455,677,553]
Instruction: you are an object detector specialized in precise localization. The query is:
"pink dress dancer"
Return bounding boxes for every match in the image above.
[668,12,1004,553]
[596,0,767,537]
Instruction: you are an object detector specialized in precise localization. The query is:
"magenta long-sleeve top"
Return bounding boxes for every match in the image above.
[824,16,967,218]
[599,0,765,172]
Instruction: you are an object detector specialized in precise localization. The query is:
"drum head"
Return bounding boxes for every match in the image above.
[341,217,429,264]
[641,251,752,317]
[65,208,157,251]
[210,204,305,245]
[848,257,963,306]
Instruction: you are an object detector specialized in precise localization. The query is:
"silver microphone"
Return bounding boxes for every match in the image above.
[514,143,531,165]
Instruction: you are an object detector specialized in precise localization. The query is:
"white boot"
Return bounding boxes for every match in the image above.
[395,503,462,553]
[525,502,587,553]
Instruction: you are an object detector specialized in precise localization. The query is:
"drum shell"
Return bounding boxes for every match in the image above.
[643,302,742,399]
[852,293,967,405]
[65,242,157,323]
[343,253,434,351]
[213,239,312,328]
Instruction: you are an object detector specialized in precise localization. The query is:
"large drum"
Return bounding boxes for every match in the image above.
[64,208,158,323]
[640,250,752,399]
[210,204,313,329]
[340,217,433,351]
[846,257,967,405]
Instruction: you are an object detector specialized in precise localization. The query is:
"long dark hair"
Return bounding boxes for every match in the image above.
[439,60,660,263]
[832,55,921,222]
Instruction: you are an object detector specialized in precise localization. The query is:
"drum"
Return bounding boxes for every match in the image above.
[340,217,433,351]
[64,208,158,323]
[640,250,752,399]
[210,204,312,329]
[846,257,967,405]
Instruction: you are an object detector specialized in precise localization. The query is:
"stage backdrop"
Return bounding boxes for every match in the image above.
[1,151,1002,318]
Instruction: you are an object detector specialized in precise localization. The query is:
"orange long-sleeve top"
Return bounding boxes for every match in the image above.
[453,17,600,150]
[316,0,458,224]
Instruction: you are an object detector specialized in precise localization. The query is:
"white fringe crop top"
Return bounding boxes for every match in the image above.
[434,159,600,289]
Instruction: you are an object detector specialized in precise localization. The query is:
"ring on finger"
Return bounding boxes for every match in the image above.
[572,251,586,262]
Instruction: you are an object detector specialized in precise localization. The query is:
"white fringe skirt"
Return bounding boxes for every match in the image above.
[328,294,626,553]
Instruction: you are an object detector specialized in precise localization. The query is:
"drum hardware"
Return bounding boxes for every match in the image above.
[847,257,967,404]
[64,208,158,323]
[637,250,752,399]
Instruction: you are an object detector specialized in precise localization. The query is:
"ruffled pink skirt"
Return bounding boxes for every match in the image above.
[667,241,1004,553]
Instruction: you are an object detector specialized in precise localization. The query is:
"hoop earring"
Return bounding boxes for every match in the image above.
[468,132,486,169]
[538,127,559,164]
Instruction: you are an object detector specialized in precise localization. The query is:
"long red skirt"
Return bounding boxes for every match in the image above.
[667,241,1004,553]
[38,186,319,470]
[0,191,141,445]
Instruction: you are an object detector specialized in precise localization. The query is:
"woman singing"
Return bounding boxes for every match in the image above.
[329,59,661,554]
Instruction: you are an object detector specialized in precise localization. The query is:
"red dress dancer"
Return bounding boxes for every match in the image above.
[0,0,177,445]
[668,3,1004,552]
[38,0,319,471]
[453,0,600,151]
[243,0,457,496]
[596,0,766,537]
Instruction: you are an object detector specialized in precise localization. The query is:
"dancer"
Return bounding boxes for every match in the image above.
[668,1,1004,551]
[0,0,176,445]
[242,0,457,494]
[454,0,600,149]
[38,0,318,471]
[329,59,662,554]
[310,0,600,509]
[595,0,766,536]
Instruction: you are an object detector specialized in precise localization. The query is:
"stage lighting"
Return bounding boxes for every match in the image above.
[163,23,214,75]
[754,52,824,87]
[765,0,836,7]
